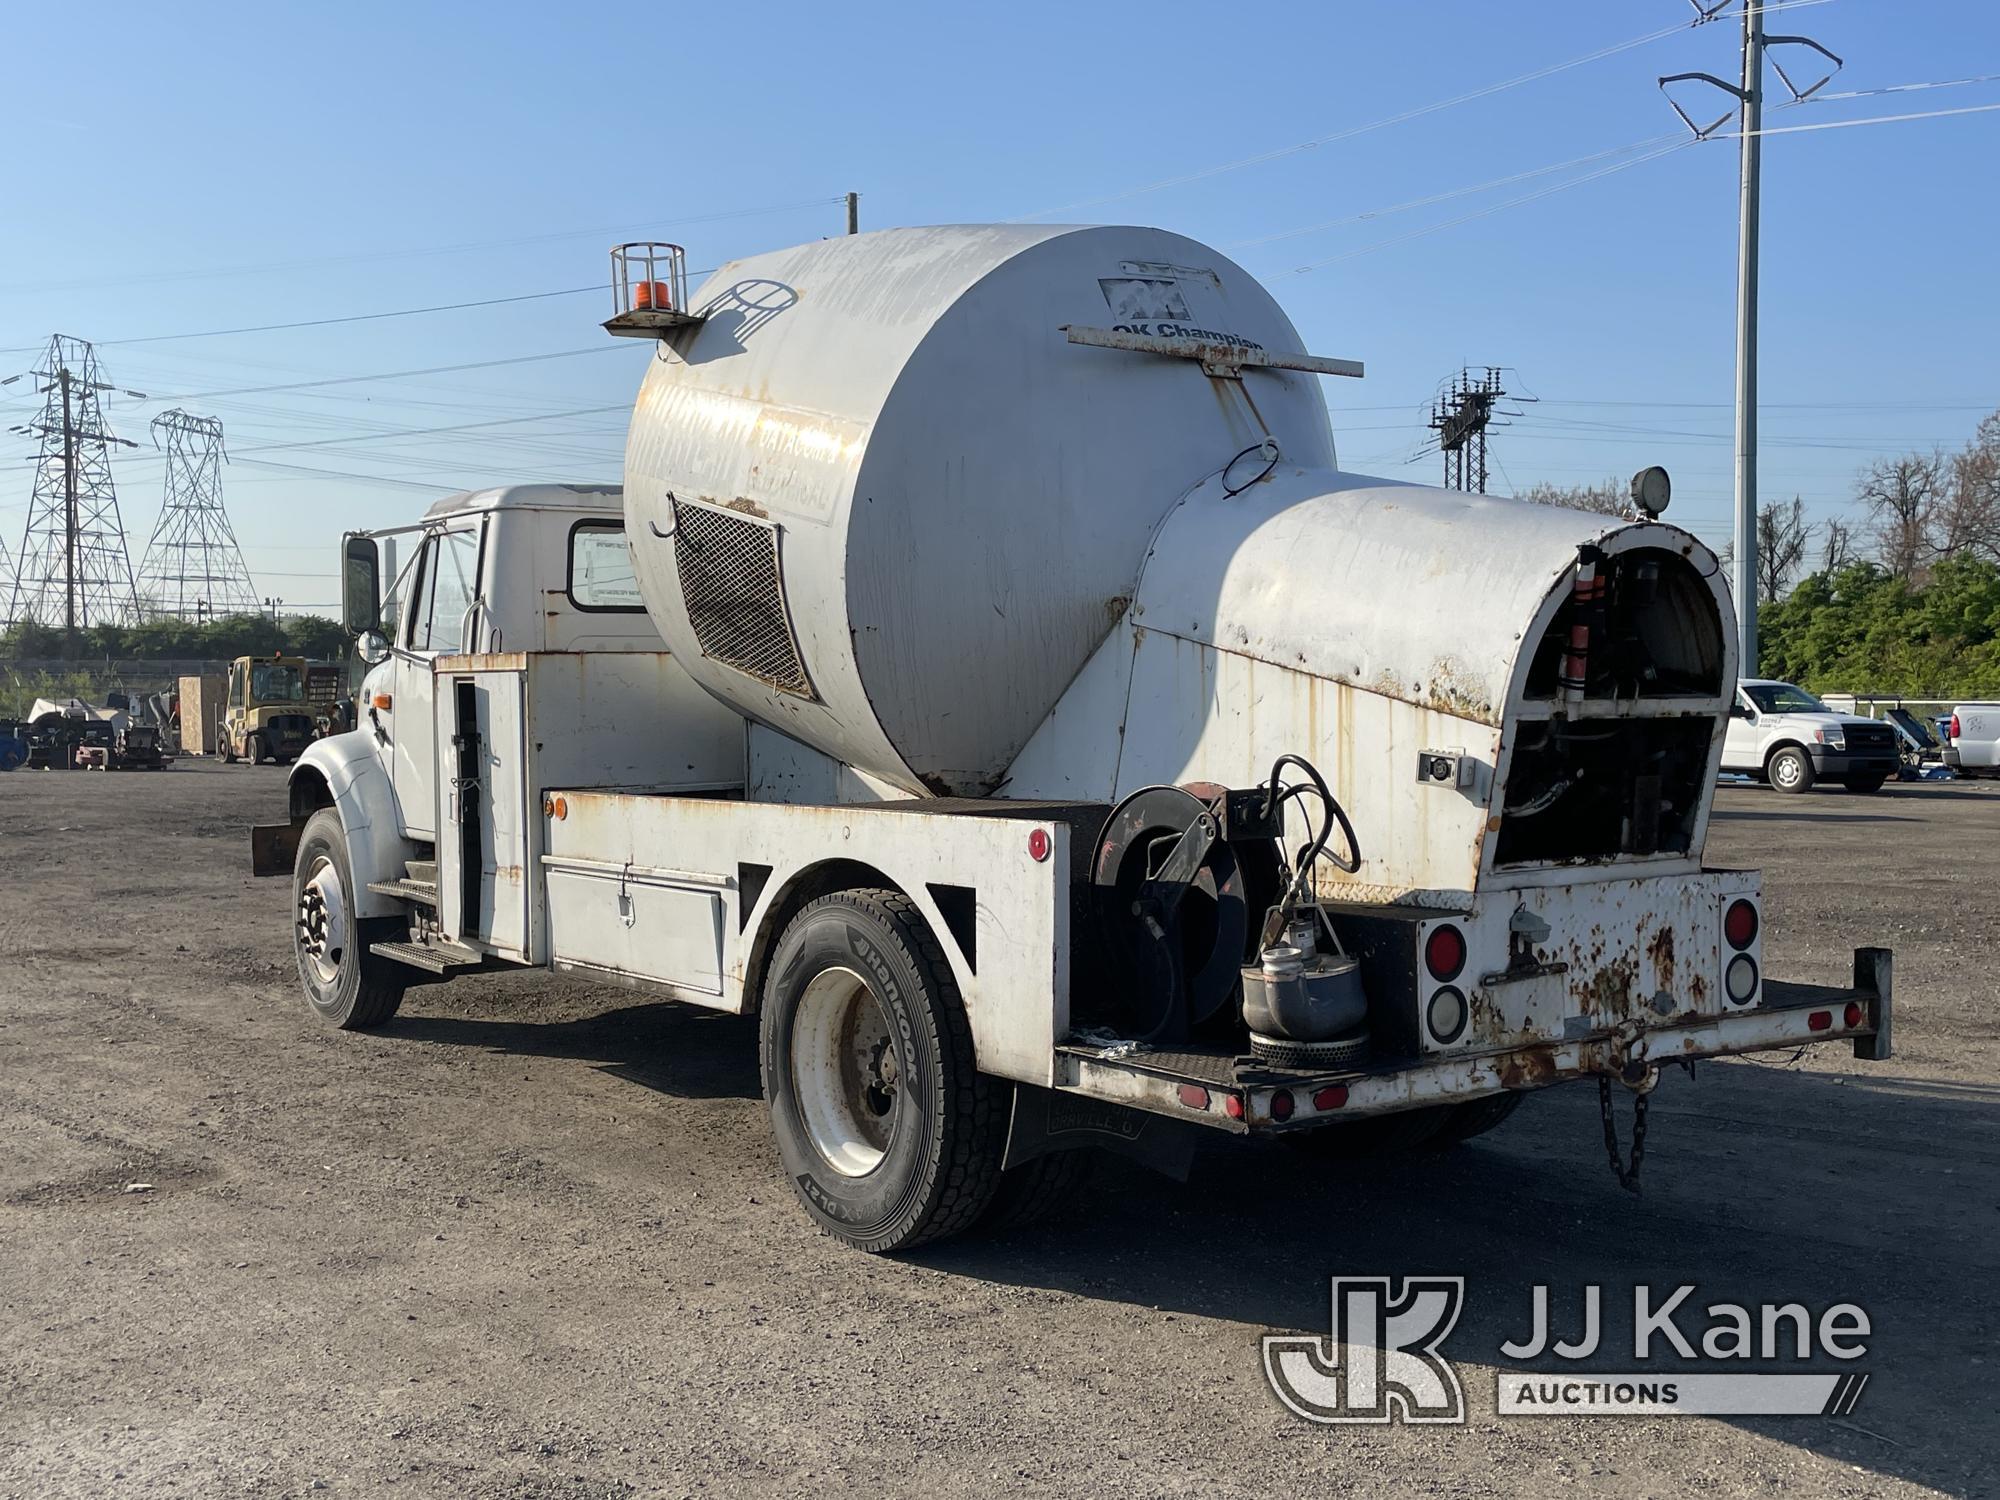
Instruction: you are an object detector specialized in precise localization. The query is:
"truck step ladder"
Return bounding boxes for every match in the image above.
[368,937,486,975]
[366,877,438,907]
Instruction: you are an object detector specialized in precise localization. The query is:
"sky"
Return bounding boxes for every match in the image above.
[1,0,1996,617]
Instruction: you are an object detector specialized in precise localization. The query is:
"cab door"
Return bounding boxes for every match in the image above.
[392,520,485,840]
[1723,689,1760,769]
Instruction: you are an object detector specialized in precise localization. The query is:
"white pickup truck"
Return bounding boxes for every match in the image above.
[1720,679,1903,794]
[1944,703,2000,778]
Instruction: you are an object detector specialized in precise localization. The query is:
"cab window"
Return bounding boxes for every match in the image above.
[412,526,482,655]
[250,663,304,702]
[567,520,644,612]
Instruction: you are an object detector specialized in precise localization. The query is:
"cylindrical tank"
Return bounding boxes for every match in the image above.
[624,224,1337,796]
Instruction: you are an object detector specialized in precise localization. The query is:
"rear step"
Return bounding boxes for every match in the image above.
[369,938,485,974]
[367,877,438,907]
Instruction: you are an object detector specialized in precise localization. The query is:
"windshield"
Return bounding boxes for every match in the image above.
[251,664,305,703]
[1743,682,1828,714]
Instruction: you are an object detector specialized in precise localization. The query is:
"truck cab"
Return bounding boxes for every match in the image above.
[220,655,315,765]
[1720,678,1901,794]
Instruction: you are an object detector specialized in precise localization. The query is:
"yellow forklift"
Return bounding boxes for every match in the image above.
[219,655,316,765]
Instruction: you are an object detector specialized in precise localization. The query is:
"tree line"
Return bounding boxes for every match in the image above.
[1523,409,2000,697]
[0,611,349,664]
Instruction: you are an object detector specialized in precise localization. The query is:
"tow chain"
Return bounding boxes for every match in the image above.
[1598,1075,1649,1195]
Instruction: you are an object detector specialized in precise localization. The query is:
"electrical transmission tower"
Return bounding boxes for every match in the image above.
[5,334,144,635]
[138,410,259,621]
[1429,367,1510,493]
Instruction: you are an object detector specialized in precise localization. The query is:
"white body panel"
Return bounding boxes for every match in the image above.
[541,792,1073,1086]
[433,651,745,963]
[1005,467,1733,902]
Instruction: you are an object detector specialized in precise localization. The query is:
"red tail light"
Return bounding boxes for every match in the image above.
[1807,1010,1832,1032]
[1724,899,1759,950]
[1270,1090,1295,1122]
[1950,714,1962,740]
[1844,1001,1863,1028]
[1313,1086,1349,1111]
[1425,924,1467,982]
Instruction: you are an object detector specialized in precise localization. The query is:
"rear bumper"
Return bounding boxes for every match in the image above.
[1056,947,1891,1133]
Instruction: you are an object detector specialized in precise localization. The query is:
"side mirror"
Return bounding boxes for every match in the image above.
[356,630,390,666]
[343,534,381,635]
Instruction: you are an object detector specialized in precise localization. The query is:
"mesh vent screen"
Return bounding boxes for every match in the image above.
[671,497,813,698]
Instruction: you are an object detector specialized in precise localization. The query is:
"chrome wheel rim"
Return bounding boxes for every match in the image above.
[791,966,899,1177]
[1774,755,1802,788]
[297,854,349,986]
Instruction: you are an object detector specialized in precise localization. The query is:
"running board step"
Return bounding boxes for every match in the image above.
[405,859,438,884]
[369,938,484,974]
[367,877,438,907]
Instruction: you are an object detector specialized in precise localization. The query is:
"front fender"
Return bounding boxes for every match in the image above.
[283,731,416,919]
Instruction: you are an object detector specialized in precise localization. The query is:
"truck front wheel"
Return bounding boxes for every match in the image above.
[759,889,1006,1252]
[1768,745,1815,794]
[292,809,408,1029]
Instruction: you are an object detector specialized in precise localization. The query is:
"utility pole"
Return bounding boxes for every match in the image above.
[1732,0,1763,675]
[1659,3,1841,677]
[846,192,860,235]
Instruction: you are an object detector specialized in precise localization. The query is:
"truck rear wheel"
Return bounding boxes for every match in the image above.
[292,809,408,1029]
[248,731,268,765]
[1768,745,1815,794]
[981,1149,1092,1233]
[1288,1106,1450,1157]
[222,733,238,764]
[759,889,1006,1252]
[1429,1091,1525,1145]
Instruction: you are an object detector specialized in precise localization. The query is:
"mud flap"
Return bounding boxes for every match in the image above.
[250,822,302,877]
[1002,1083,1201,1181]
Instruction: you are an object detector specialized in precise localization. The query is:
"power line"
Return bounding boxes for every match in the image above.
[98,285,601,347]
[1006,0,1836,222]
[0,195,842,298]
[1228,132,1686,251]
[1274,138,1697,275]
[162,345,634,401]
[1713,100,2000,137]
[1803,72,2000,104]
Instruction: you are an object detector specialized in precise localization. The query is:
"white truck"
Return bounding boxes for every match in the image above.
[1720,679,1904,793]
[1944,703,2000,777]
[252,225,1892,1252]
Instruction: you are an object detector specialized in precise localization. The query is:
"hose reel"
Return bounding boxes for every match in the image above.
[1086,760,1365,1049]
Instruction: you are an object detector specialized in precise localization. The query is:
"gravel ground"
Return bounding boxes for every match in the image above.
[2,759,1996,1499]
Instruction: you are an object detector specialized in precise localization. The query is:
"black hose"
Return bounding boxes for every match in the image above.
[1263,753,1362,878]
